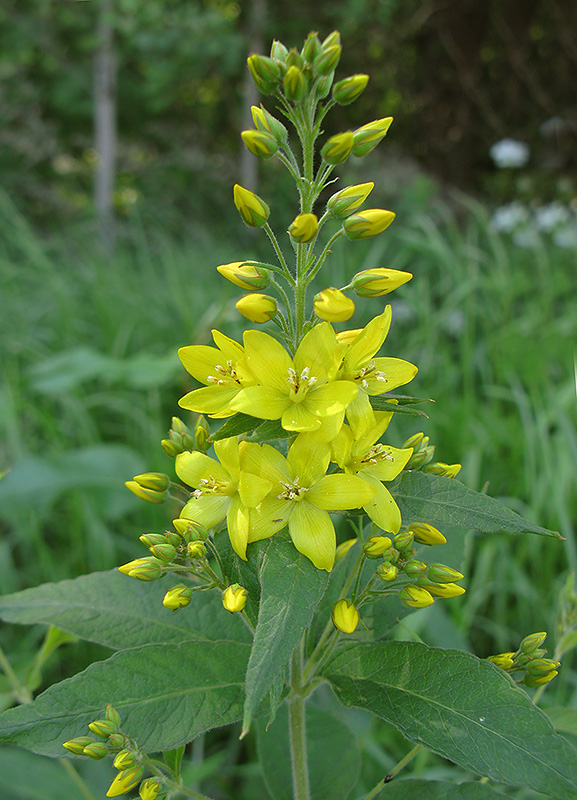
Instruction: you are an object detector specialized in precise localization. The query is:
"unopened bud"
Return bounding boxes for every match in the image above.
[523,670,558,688]
[88,719,116,739]
[236,293,277,324]
[399,585,434,609]
[63,736,93,755]
[289,213,318,243]
[314,288,355,322]
[187,540,207,559]
[83,741,109,760]
[321,132,354,165]
[108,733,126,750]
[410,522,446,546]
[427,563,464,584]
[283,65,306,102]
[526,658,561,676]
[418,579,465,599]
[251,105,289,144]
[217,261,271,290]
[125,481,169,504]
[161,438,180,457]
[403,432,425,450]
[301,31,321,63]
[488,653,515,670]
[332,74,369,105]
[241,129,279,159]
[331,599,359,633]
[377,562,398,582]
[133,472,169,492]
[139,533,168,548]
[313,32,341,75]
[163,584,193,611]
[315,74,333,99]
[394,530,414,552]
[350,268,413,297]
[343,209,396,240]
[233,184,270,227]
[194,416,210,451]
[363,535,392,558]
[149,543,177,563]
[140,777,162,800]
[173,518,208,541]
[404,559,428,578]
[270,39,289,64]
[118,557,163,582]
[352,117,393,157]
[520,632,548,655]
[408,444,436,469]
[222,584,248,613]
[106,765,144,797]
[113,749,136,770]
[422,461,462,479]
[327,182,374,218]
[335,538,357,561]
[247,54,280,94]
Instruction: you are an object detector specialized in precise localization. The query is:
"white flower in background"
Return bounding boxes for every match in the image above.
[490,202,530,233]
[553,225,577,249]
[535,202,571,232]
[489,138,530,169]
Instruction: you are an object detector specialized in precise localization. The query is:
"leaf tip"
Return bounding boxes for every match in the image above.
[239,723,250,740]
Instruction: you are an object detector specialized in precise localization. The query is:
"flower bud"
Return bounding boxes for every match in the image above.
[409,522,447,545]
[427,563,464,584]
[113,749,136,770]
[194,416,211,451]
[233,184,270,227]
[313,32,342,75]
[125,481,169,504]
[132,472,169,492]
[408,444,436,469]
[89,719,116,739]
[161,438,180,457]
[403,432,425,450]
[251,105,288,144]
[140,777,162,800]
[241,129,279,159]
[283,65,306,102]
[286,47,304,70]
[488,653,515,670]
[377,562,398,582]
[343,209,396,240]
[163,584,193,611]
[352,117,393,157]
[327,182,374,218]
[223,584,248,613]
[523,670,558,688]
[118,557,163,582]
[108,733,126,750]
[363,535,392,558]
[217,261,271,291]
[350,268,413,297]
[139,533,168,548]
[315,74,334,99]
[247,54,280,94]
[270,39,289,64]
[335,538,357,561]
[236,293,277,324]
[331,599,359,633]
[301,31,321,63]
[63,736,93,755]
[288,213,318,243]
[173,518,208,541]
[149,543,177,563]
[525,658,561,676]
[165,530,182,548]
[321,132,354,165]
[314,288,355,322]
[83,741,109,760]
[106,765,144,797]
[422,461,462,478]
[404,559,428,578]
[170,417,195,450]
[418,579,465,599]
[520,632,548,655]
[332,74,369,105]
[399,585,434,609]
[187,540,207,559]
[394,530,414,552]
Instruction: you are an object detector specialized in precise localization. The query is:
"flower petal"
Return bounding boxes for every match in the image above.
[240,442,291,484]
[281,403,322,432]
[243,330,293,392]
[306,411,345,443]
[287,437,330,486]
[363,357,418,394]
[294,322,337,382]
[178,344,228,383]
[361,475,402,533]
[330,424,354,468]
[211,329,244,361]
[176,451,230,487]
[239,470,273,507]
[345,306,391,369]
[362,445,413,481]
[230,386,290,420]
[248,497,291,542]
[307,473,376,510]
[178,384,239,416]
[288,502,335,571]
[180,494,230,529]
[354,410,394,452]
[214,438,240,479]
[305,381,358,416]
[227,496,250,560]
[345,391,376,439]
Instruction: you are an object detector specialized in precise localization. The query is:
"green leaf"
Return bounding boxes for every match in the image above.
[0,747,89,800]
[0,641,250,757]
[391,471,561,537]
[370,396,429,417]
[242,536,329,734]
[210,413,261,441]
[247,418,287,442]
[383,394,435,406]
[257,704,360,800]
[0,569,250,649]
[324,641,577,799]
[163,744,186,776]
[547,707,577,736]
[371,779,506,799]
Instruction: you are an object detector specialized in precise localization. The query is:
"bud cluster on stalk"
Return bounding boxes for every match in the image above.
[402,431,461,478]
[488,631,561,688]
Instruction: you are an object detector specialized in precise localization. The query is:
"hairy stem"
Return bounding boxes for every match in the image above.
[288,648,310,800]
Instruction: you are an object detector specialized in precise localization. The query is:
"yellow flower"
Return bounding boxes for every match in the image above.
[106,765,144,797]
[350,268,412,297]
[288,213,318,243]
[332,599,360,633]
[222,583,248,613]
[175,438,271,560]
[314,288,355,322]
[216,261,270,290]
[233,184,270,227]
[327,182,374,218]
[230,323,357,433]
[240,436,376,570]
[343,209,395,239]
[336,306,417,435]
[236,293,277,323]
[331,411,412,533]
[178,329,255,418]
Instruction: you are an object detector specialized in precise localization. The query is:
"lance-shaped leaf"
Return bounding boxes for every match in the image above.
[371,779,508,799]
[257,704,360,800]
[0,641,250,757]
[391,471,560,537]
[210,412,260,441]
[0,570,250,649]
[324,641,577,799]
[242,536,329,735]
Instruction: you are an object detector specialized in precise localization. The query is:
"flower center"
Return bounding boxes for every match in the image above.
[360,443,395,467]
[287,366,317,402]
[277,476,309,502]
[192,474,233,498]
[354,360,387,390]
[207,360,241,386]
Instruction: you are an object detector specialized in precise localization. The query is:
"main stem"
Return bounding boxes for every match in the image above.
[288,647,310,800]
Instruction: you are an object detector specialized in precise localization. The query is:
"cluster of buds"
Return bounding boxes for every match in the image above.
[63,706,163,798]
[402,432,461,478]
[488,632,560,688]
[367,527,465,609]
[161,416,208,458]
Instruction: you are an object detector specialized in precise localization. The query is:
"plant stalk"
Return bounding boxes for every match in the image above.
[288,648,310,800]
